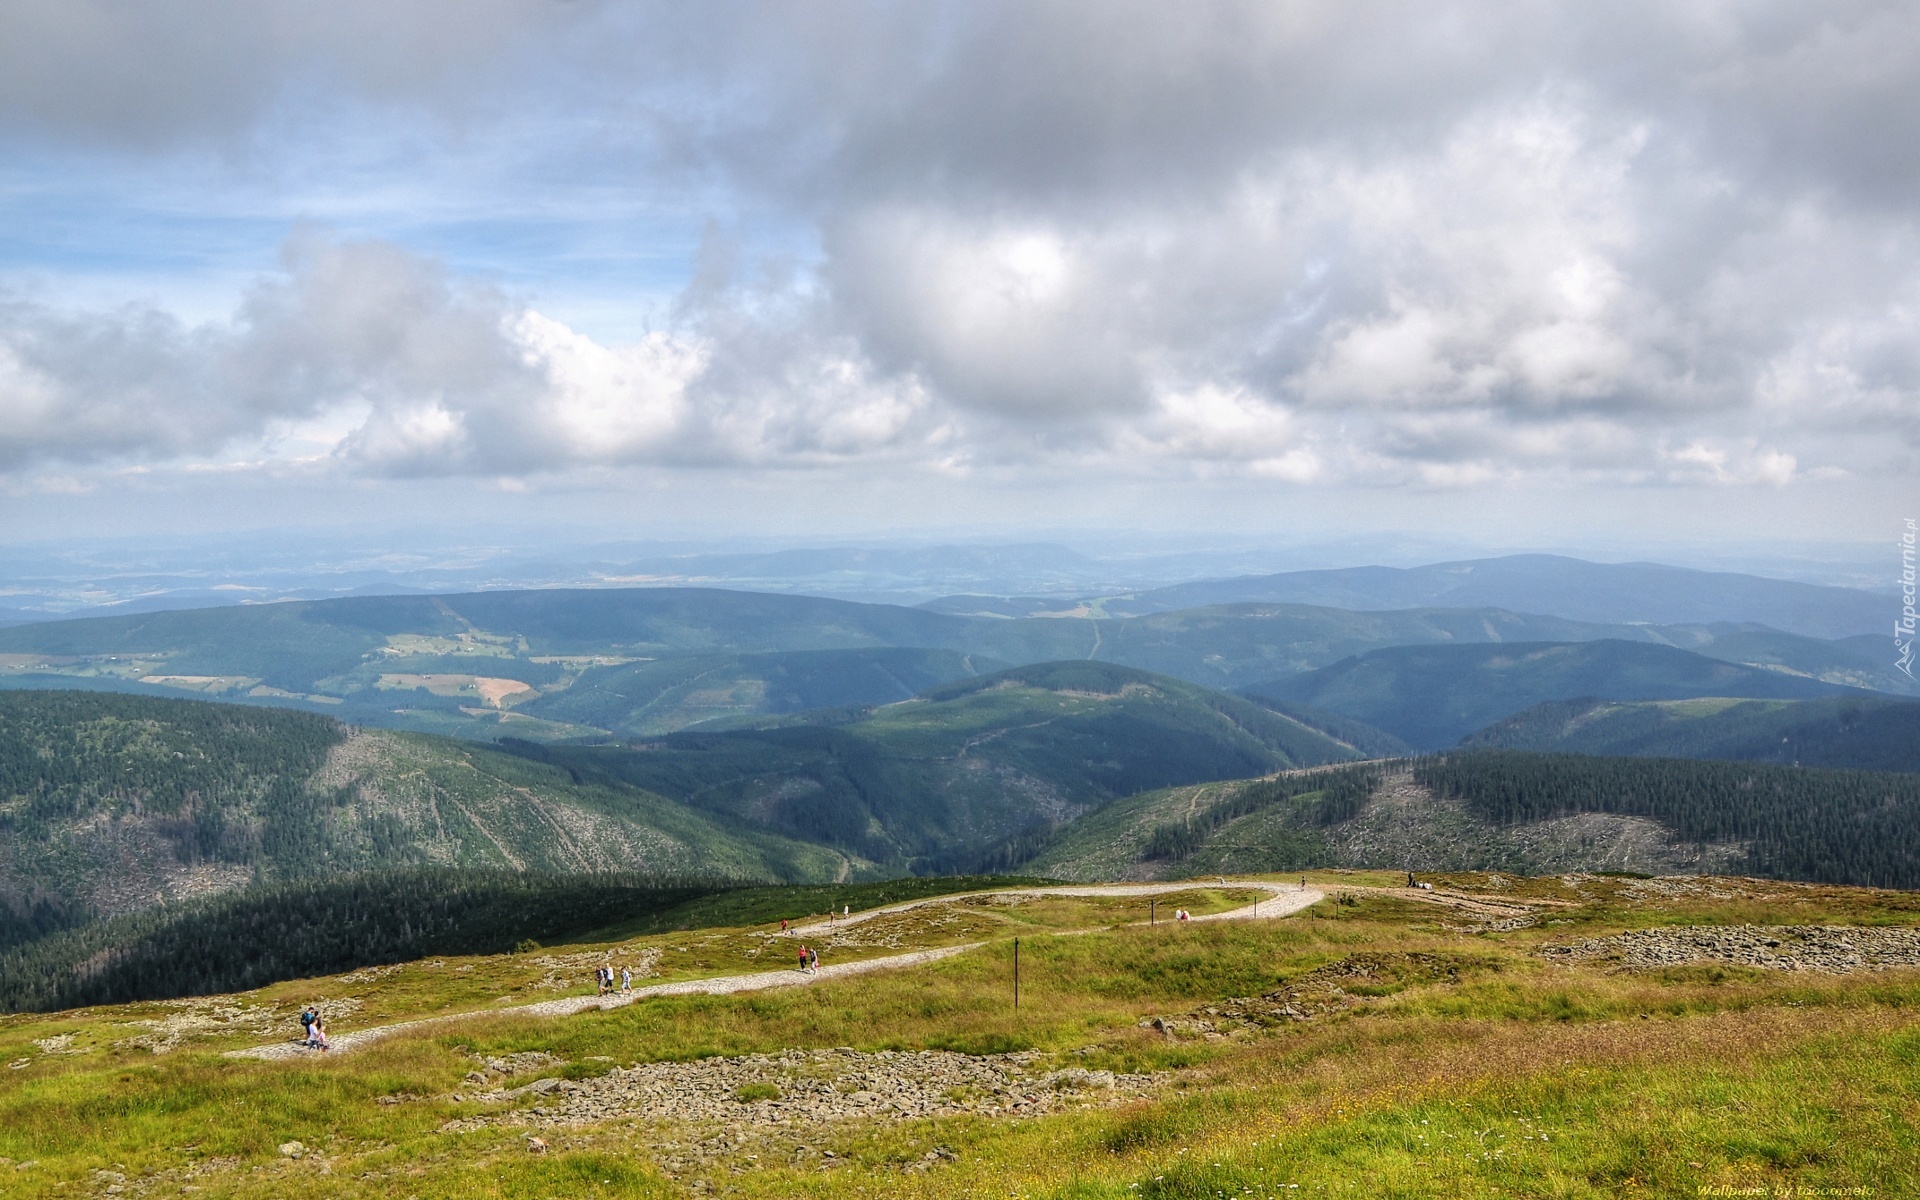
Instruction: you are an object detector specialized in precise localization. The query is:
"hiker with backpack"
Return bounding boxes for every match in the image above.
[298,1007,317,1047]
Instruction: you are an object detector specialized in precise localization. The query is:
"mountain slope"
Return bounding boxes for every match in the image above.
[1245,640,1863,750]
[510,661,1361,871]
[518,647,995,736]
[1112,554,1886,638]
[1461,695,1920,772]
[0,690,844,934]
[1026,751,1920,888]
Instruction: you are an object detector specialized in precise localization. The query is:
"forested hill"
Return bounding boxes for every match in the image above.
[0,690,845,941]
[1416,750,1920,889]
[1245,639,1861,750]
[9,582,1894,745]
[506,661,1361,873]
[1459,696,1920,772]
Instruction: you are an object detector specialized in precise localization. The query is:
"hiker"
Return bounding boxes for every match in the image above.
[620,966,632,991]
[808,947,819,972]
[299,1007,317,1047]
[1408,871,1417,888]
[311,1014,329,1051]
[781,918,789,934]
[798,944,810,972]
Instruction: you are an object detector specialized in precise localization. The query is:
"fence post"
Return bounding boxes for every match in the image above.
[1013,938,1020,1010]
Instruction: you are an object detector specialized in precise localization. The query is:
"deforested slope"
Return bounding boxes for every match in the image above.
[0,690,844,934]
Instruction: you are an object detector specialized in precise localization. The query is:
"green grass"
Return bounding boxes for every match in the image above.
[0,872,1915,1198]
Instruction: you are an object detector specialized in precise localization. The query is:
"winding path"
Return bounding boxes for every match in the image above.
[228,880,1324,1061]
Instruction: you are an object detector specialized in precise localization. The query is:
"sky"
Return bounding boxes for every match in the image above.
[0,1,1916,560]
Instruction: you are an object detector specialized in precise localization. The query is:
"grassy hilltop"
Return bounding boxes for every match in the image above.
[0,871,1914,1198]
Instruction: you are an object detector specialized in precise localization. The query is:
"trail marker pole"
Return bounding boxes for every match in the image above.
[1013,938,1020,1010]
[1150,899,1156,925]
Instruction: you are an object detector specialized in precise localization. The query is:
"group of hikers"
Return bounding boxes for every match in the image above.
[297,1007,328,1051]
[595,965,634,995]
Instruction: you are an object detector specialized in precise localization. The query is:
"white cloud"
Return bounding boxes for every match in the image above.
[1,1,1918,504]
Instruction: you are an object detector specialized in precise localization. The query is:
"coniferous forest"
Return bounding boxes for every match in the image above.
[1416,750,1920,889]
[0,869,725,1013]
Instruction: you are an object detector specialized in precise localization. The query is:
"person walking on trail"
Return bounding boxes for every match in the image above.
[781,918,789,934]
[808,947,819,972]
[798,944,810,972]
[299,1006,316,1047]
[310,1014,329,1051]
[620,966,632,991]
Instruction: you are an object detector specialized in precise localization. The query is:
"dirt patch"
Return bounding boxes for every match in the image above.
[1542,924,1920,973]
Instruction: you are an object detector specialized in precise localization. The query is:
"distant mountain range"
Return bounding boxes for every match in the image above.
[1244,639,1865,750]
[1080,554,1889,639]
[0,566,1904,743]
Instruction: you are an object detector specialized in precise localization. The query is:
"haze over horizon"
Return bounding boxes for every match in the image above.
[3,3,1915,562]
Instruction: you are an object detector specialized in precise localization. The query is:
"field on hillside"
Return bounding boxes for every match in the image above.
[0,872,1915,1198]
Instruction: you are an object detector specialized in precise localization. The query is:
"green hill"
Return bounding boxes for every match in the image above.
[1245,639,1860,750]
[0,587,1733,740]
[0,690,846,937]
[1460,694,1920,771]
[517,647,995,736]
[1417,750,1920,889]
[1024,747,1920,888]
[508,661,1361,872]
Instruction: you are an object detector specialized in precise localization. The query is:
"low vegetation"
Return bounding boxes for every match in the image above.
[0,871,1912,1198]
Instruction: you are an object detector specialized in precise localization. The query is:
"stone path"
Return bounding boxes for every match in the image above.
[229,880,1324,1061]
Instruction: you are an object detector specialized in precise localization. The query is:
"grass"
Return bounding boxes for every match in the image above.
[0,872,1915,1197]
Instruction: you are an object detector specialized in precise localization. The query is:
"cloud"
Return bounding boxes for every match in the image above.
[1,1,1918,495]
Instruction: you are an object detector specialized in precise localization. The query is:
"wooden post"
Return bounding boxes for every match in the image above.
[1150,898,1156,925]
[1013,938,1020,1010]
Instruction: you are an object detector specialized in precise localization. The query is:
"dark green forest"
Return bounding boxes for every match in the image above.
[1416,750,1920,888]
[0,869,725,1013]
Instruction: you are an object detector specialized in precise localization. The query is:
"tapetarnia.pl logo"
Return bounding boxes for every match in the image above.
[1899,518,1917,680]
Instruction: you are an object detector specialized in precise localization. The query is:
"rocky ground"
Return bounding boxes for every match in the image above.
[438,1046,1153,1136]
[1542,925,1920,972]
[1141,951,1483,1038]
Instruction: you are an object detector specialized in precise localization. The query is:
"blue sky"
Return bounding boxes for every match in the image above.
[1,2,1915,557]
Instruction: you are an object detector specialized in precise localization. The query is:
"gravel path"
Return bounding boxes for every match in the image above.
[229,881,1325,1062]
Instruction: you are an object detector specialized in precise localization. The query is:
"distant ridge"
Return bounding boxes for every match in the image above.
[1245,639,1865,750]
[1461,695,1920,772]
[1106,554,1887,639]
